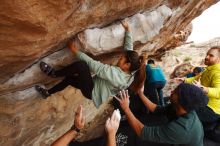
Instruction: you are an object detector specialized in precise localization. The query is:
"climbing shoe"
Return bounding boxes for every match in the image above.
[35,85,50,99]
[40,62,56,77]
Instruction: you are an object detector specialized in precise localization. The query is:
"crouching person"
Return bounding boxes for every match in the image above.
[51,105,121,146]
[115,83,208,146]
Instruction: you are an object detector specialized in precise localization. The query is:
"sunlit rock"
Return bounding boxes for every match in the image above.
[0,0,219,146]
[77,5,172,55]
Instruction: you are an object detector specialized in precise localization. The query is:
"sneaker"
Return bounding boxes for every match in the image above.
[35,85,50,99]
[40,62,56,77]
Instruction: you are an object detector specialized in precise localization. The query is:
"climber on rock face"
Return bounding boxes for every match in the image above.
[35,20,146,108]
[51,105,121,146]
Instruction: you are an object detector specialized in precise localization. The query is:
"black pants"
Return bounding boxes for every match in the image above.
[196,106,220,130]
[144,81,166,106]
[48,61,94,99]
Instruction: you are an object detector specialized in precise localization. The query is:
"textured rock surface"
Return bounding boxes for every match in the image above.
[170,63,194,79]
[0,0,218,83]
[77,5,172,55]
[0,86,113,146]
[0,0,165,83]
[0,0,219,146]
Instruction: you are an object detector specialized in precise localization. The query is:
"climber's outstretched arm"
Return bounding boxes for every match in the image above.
[121,20,133,51]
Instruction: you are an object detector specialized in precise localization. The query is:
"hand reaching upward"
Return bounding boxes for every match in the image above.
[68,40,79,56]
[121,20,131,32]
[105,109,121,136]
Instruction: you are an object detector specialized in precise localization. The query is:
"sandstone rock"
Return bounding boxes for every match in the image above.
[0,48,122,95]
[0,1,219,146]
[0,48,74,95]
[148,24,193,59]
[0,86,113,146]
[0,0,165,83]
[0,0,218,82]
[0,46,118,146]
[77,5,172,55]
[170,63,194,79]
[138,0,218,54]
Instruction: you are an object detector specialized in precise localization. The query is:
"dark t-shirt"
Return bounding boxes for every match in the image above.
[141,105,204,146]
[69,105,203,146]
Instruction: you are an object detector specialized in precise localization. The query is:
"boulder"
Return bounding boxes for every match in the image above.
[0,0,219,146]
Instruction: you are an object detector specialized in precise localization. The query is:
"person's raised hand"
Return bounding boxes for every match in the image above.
[121,20,130,31]
[114,90,130,112]
[105,109,121,136]
[68,40,78,55]
[74,105,85,130]
[192,79,204,89]
[192,79,208,94]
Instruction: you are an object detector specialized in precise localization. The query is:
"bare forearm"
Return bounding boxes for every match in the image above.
[124,108,144,136]
[106,134,116,146]
[139,93,157,112]
[51,130,77,146]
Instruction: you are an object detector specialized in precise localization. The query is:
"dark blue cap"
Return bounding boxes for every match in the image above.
[177,83,208,112]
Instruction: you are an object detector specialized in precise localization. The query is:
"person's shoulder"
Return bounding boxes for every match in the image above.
[209,66,220,77]
[145,64,151,70]
[186,110,197,117]
[111,66,132,76]
[177,111,200,128]
[147,64,157,69]
[146,64,150,67]
[156,65,163,69]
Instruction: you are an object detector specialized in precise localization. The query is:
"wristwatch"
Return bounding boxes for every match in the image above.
[70,125,80,133]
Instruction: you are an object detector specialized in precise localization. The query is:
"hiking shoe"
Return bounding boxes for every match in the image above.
[35,85,50,99]
[40,62,56,77]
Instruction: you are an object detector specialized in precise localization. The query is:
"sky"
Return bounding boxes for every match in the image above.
[187,1,220,43]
